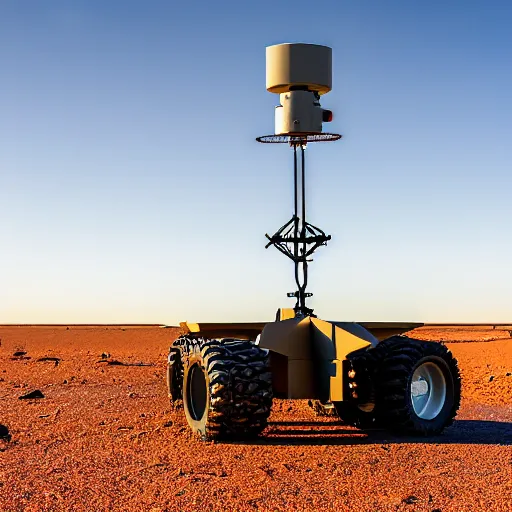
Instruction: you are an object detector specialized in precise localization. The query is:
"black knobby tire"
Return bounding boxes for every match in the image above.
[376,336,461,435]
[178,336,273,440]
[166,335,191,404]
[334,348,382,429]
[334,336,461,435]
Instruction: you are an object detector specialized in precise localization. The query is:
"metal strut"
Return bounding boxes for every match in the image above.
[265,144,331,317]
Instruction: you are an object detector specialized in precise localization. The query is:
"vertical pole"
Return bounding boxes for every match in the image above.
[300,145,308,314]
[293,144,299,266]
[293,144,301,313]
[293,144,298,221]
[290,143,312,316]
[301,145,306,237]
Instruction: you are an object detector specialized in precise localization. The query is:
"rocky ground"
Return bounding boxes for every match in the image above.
[0,325,511,512]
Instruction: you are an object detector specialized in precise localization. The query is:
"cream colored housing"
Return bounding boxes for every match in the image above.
[266,43,332,94]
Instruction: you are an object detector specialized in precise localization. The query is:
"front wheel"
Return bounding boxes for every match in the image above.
[377,337,461,435]
[179,336,273,440]
[335,337,461,435]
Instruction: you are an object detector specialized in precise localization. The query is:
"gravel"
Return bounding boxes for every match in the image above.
[0,325,511,511]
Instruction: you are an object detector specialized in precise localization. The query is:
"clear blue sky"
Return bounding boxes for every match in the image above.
[1,1,511,324]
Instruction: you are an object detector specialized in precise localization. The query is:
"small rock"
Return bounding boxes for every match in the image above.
[0,424,11,442]
[128,392,136,398]
[36,357,60,366]
[63,380,68,384]
[101,352,110,359]
[432,509,442,512]
[506,372,511,377]
[163,421,173,427]
[13,351,27,357]
[19,390,45,400]
[489,375,495,382]
[403,496,419,505]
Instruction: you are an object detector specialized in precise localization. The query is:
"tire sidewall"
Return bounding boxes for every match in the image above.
[182,349,211,438]
[167,347,182,401]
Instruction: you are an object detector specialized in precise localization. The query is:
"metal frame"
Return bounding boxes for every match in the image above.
[262,143,333,316]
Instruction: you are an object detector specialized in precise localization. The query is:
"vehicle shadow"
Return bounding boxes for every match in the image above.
[241,419,512,446]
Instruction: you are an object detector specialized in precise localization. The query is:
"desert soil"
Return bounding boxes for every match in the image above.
[0,325,511,512]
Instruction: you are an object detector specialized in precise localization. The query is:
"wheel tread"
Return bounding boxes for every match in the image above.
[170,335,273,441]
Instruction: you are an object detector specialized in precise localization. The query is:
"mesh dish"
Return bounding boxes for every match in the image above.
[256,133,341,144]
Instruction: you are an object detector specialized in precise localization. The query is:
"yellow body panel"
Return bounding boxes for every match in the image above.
[181,322,200,333]
[255,316,373,400]
[276,308,296,321]
[310,318,372,402]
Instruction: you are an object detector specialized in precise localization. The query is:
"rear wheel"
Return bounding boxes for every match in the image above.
[334,349,381,429]
[175,336,273,440]
[335,336,461,435]
[167,344,184,404]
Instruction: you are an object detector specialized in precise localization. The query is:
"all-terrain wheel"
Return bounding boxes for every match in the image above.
[173,336,273,440]
[376,336,461,435]
[334,347,382,429]
[167,344,184,404]
[334,336,461,435]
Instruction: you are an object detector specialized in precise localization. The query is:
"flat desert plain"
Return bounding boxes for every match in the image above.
[0,325,511,512]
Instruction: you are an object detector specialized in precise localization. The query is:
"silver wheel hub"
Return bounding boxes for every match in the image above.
[410,361,447,420]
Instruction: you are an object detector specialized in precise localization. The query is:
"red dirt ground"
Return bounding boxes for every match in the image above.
[0,326,511,512]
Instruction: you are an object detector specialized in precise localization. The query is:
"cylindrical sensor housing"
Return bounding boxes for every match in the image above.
[275,91,324,134]
[266,43,332,95]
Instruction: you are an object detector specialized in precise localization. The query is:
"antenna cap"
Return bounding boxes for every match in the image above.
[266,43,332,95]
